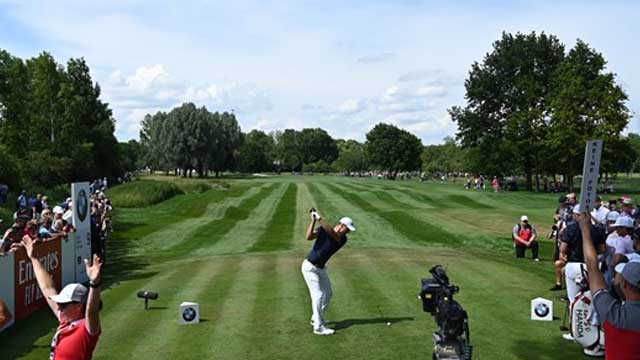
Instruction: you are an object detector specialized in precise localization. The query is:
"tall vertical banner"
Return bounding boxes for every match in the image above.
[72,182,91,283]
[579,140,603,213]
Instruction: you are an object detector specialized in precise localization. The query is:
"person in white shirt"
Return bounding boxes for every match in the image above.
[604,216,634,285]
[591,195,609,225]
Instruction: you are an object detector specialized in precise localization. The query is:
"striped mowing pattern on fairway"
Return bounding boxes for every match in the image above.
[325,183,460,246]
[248,183,298,252]
[168,183,278,257]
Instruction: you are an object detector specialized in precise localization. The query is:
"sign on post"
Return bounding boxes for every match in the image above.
[71,182,91,283]
[579,140,603,213]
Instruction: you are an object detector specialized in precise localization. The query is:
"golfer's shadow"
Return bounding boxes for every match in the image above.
[328,316,414,330]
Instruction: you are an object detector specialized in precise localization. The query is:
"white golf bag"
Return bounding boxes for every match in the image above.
[569,266,605,356]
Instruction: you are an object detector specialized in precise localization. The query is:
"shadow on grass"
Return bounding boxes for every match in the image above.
[329,316,414,330]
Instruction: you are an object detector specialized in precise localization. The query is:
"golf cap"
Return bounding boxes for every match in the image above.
[340,217,356,231]
[520,215,529,222]
[52,206,64,215]
[572,204,582,214]
[613,216,635,229]
[614,260,640,287]
[606,211,620,222]
[50,283,88,304]
[623,198,634,205]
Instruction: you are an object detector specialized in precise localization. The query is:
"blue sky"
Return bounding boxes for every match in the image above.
[1,0,638,143]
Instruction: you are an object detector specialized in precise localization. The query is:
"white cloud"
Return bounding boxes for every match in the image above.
[338,99,367,115]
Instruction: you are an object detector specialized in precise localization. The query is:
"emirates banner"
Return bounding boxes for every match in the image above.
[72,182,91,283]
[14,241,62,320]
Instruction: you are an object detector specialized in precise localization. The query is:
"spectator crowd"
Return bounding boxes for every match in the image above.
[515,192,640,358]
[0,180,114,258]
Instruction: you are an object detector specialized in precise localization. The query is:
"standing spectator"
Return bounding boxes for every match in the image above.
[512,215,539,261]
[41,195,50,210]
[577,212,640,359]
[550,195,570,291]
[27,194,38,219]
[16,190,27,211]
[591,195,610,226]
[492,177,499,192]
[0,212,29,253]
[34,194,43,220]
[620,197,634,217]
[0,183,8,205]
[22,236,103,359]
[604,216,635,285]
[606,211,621,235]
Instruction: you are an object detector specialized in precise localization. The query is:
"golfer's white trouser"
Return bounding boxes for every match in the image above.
[565,262,585,301]
[301,259,332,329]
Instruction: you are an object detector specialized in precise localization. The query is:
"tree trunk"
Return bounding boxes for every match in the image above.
[535,173,540,192]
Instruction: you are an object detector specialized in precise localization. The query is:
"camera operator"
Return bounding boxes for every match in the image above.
[577,212,640,360]
[301,208,355,336]
[559,204,606,340]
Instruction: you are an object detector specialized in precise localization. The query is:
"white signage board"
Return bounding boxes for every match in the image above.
[179,302,200,325]
[531,297,553,321]
[61,233,77,286]
[71,182,92,283]
[579,140,603,213]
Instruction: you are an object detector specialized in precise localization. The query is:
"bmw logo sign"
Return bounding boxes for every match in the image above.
[534,303,550,318]
[77,189,89,222]
[182,307,197,322]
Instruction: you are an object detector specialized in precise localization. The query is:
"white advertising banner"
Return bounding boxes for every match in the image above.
[71,182,91,283]
[61,233,77,286]
[0,251,16,331]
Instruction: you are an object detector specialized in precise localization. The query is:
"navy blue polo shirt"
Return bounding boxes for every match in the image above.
[306,226,347,268]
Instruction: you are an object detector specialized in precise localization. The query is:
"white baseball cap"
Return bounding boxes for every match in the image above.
[340,217,356,231]
[613,216,635,229]
[50,283,88,304]
[614,258,640,286]
[52,206,64,215]
[520,215,529,222]
[572,204,582,214]
[606,211,620,222]
[623,197,634,205]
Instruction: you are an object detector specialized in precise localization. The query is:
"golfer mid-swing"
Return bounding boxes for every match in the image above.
[302,208,355,335]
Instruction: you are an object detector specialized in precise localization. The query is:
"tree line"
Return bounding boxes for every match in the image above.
[137,103,422,179]
[0,50,122,190]
[450,32,633,190]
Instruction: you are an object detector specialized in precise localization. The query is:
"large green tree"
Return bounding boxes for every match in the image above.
[545,40,630,188]
[332,139,368,173]
[451,32,565,189]
[238,130,275,173]
[364,123,422,179]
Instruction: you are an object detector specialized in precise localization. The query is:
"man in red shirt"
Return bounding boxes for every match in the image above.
[23,236,103,360]
[512,215,539,261]
[577,212,640,359]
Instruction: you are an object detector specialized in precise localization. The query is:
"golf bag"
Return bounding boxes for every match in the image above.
[568,266,605,356]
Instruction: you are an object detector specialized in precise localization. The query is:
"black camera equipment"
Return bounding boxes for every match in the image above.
[137,291,159,310]
[419,265,472,360]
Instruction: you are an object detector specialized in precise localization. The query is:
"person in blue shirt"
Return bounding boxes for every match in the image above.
[301,208,355,335]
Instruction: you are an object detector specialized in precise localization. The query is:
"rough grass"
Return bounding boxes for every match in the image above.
[108,180,184,207]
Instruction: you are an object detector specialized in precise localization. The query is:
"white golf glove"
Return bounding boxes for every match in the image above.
[311,211,321,221]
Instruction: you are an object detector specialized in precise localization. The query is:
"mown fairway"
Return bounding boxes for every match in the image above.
[1,176,589,359]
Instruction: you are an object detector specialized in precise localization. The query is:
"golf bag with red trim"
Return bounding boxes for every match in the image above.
[569,265,605,356]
